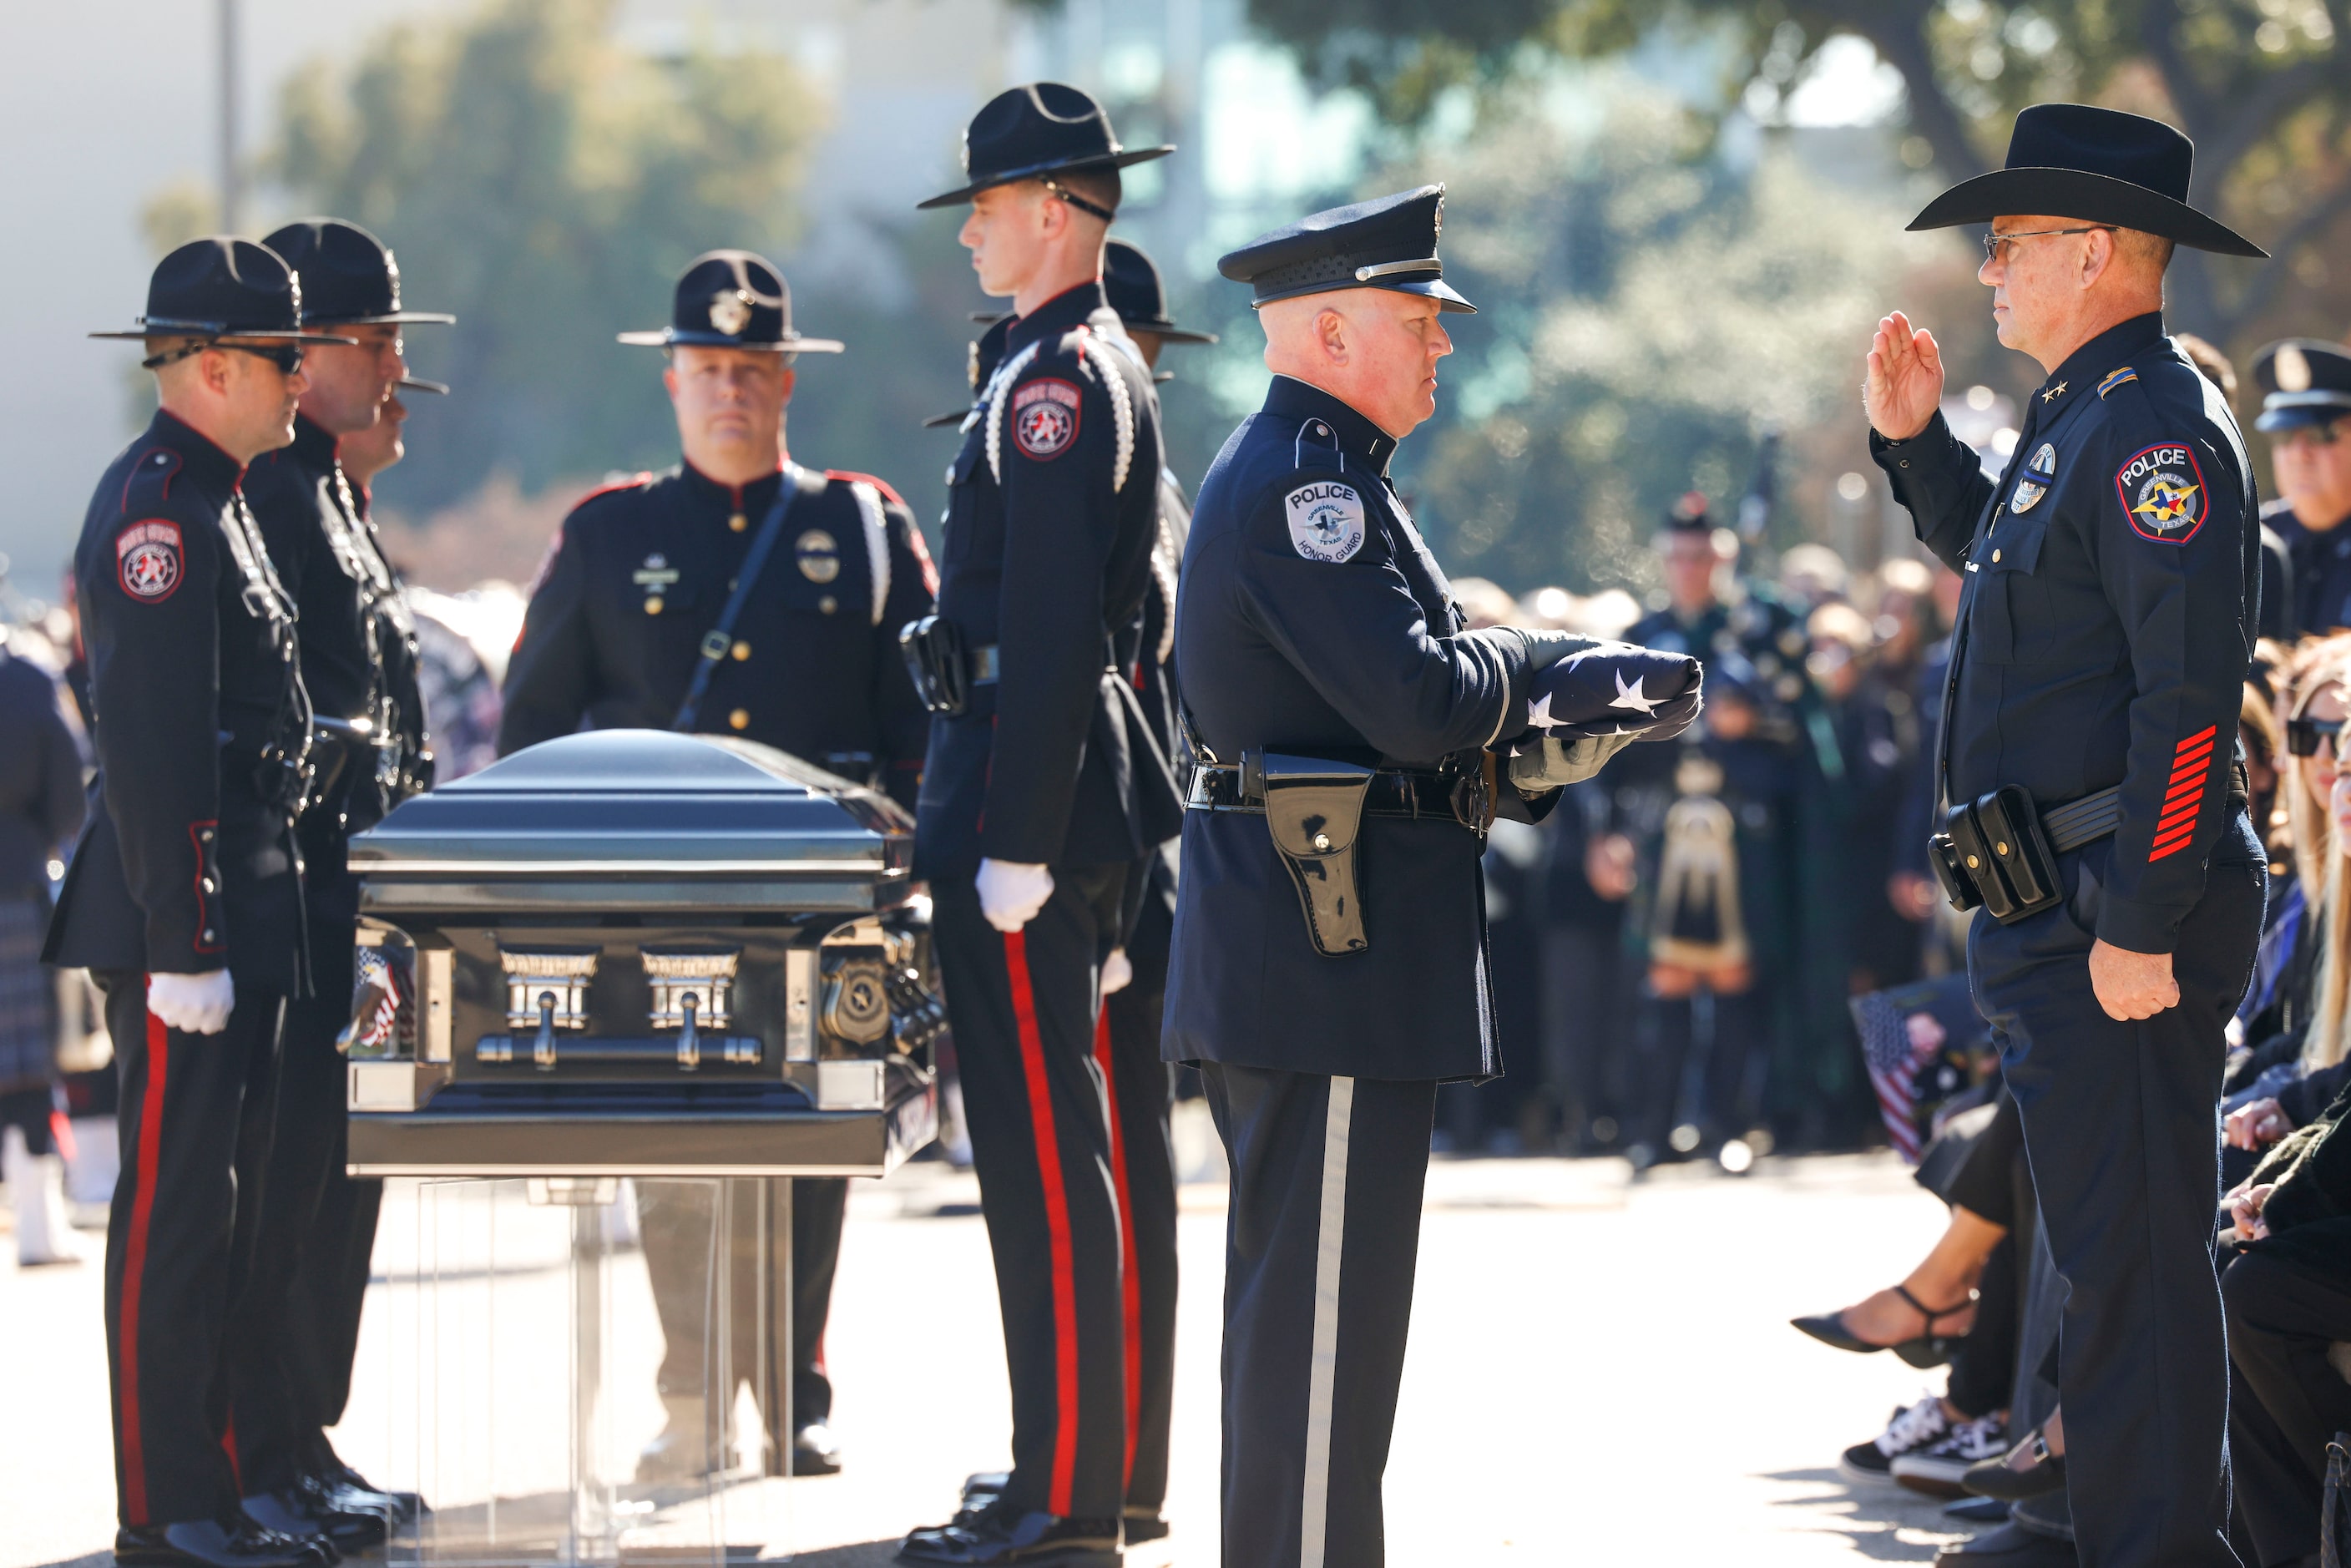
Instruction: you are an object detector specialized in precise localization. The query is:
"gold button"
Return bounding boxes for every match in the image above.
[1965,855,1980,870]
[1995,842,2010,856]
[1991,549,2002,563]
[729,513,747,533]
[731,640,751,660]
[728,709,750,731]
[645,595,665,615]
[818,594,837,615]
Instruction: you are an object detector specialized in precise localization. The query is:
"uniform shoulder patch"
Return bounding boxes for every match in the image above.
[2114,442,2207,544]
[116,518,185,602]
[2096,367,2138,399]
[1011,377,1082,459]
[1284,480,1368,564]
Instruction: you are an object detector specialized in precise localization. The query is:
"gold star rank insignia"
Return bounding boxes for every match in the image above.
[2041,382,2067,403]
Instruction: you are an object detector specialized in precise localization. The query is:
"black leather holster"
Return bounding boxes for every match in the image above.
[1248,751,1375,957]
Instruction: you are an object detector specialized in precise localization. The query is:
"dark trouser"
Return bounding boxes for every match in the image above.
[281,1151,382,1438]
[229,983,367,1490]
[1636,984,1768,1149]
[932,864,1127,1521]
[1944,1232,2020,1420]
[2221,1248,2351,1567]
[1539,922,1622,1146]
[1969,821,2265,1568]
[95,970,287,1528]
[1101,891,1179,1517]
[1201,1062,1434,1568]
[641,1176,847,1439]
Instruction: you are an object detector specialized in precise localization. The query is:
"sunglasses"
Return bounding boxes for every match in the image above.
[141,341,306,375]
[2275,423,2344,451]
[2287,716,2346,756]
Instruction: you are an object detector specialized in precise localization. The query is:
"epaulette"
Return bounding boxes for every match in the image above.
[824,469,908,508]
[2096,367,2139,399]
[569,470,655,516]
[119,445,185,516]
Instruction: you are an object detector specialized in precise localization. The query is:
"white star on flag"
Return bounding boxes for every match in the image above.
[1528,690,1556,731]
[1610,670,1661,716]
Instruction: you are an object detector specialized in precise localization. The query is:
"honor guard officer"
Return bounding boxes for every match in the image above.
[1865,105,2266,1568]
[950,235,1212,1549]
[899,83,1180,1566]
[1163,187,1637,1568]
[230,218,445,1545]
[47,239,331,1568]
[501,249,937,1482]
[2251,339,2351,635]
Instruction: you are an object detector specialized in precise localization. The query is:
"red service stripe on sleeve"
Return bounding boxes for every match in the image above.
[2162,783,2206,812]
[2174,725,2218,754]
[2149,834,2197,862]
[2172,736,2216,767]
[2152,816,2200,847]
[2167,759,2212,790]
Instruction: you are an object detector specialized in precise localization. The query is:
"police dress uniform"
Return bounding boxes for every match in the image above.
[900,83,1179,1565]
[499,250,934,1477]
[46,239,329,1567]
[1163,189,1564,1568]
[224,219,443,1535]
[2250,339,2351,635]
[1873,105,2267,1568]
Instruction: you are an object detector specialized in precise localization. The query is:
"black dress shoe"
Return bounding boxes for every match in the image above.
[1120,1509,1168,1545]
[306,1439,425,1522]
[791,1422,843,1476]
[115,1518,336,1568]
[961,1471,1012,1504]
[1933,1520,2078,1565]
[1962,1431,2067,1501]
[1944,1497,2011,1524]
[231,1497,343,1562]
[899,1498,1121,1565]
[245,1484,387,1550]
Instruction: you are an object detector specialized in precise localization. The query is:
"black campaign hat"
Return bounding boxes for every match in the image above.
[617,250,843,353]
[262,219,453,326]
[2251,339,2351,432]
[917,83,1172,210]
[1105,239,1216,345]
[1217,185,1475,313]
[1907,104,2265,259]
[90,236,347,346]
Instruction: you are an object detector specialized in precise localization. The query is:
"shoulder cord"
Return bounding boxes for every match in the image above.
[982,341,1043,486]
[847,479,891,627]
[980,330,1139,495]
[1150,499,1181,666]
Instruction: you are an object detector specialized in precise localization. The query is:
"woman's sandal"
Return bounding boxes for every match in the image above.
[1790,1283,1978,1368]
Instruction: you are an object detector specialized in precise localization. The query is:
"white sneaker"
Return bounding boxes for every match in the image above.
[1838,1394,1950,1484]
[1891,1413,2010,1497]
[5,1125,88,1267]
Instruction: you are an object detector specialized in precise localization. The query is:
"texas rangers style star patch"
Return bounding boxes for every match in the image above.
[116,518,184,601]
[2114,443,2207,544]
[1287,481,1367,563]
[1011,377,1081,459]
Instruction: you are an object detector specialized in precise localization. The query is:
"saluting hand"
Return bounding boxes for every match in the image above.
[2089,938,2181,1022]
[1865,311,1944,443]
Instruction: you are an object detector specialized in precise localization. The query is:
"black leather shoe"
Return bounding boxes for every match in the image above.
[1962,1431,2067,1501]
[1120,1509,1168,1545]
[306,1440,425,1522]
[232,1496,344,1562]
[245,1484,386,1551]
[899,1497,1122,1565]
[1933,1520,2078,1565]
[791,1422,844,1476]
[115,1518,336,1568]
[961,1471,1012,1504]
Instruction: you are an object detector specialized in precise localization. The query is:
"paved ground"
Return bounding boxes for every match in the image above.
[1,1126,1977,1565]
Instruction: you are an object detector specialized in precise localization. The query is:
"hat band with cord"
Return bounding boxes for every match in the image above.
[1039,176,1115,222]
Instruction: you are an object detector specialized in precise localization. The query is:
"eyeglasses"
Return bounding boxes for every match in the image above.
[141,341,305,375]
[2275,422,2345,452]
[2287,715,2345,757]
[1982,226,2113,264]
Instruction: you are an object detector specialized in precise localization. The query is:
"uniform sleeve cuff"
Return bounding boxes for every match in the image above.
[2093,892,2183,956]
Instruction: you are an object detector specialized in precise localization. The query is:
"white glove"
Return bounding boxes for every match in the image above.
[149,969,235,1035]
[976,859,1054,934]
[1100,948,1134,995]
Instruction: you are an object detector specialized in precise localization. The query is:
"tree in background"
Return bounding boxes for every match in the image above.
[265,0,822,513]
[1242,0,2349,349]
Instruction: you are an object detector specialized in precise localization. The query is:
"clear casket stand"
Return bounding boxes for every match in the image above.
[331,731,940,1566]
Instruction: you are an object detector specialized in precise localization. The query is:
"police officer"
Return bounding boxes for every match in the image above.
[228,218,443,1544]
[1865,105,2266,1567]
[899,83,1179,1566]
[501,250,936,1482]
[48,239,331,1568]
[2250,339,2351,635]
[1624,493,1804,690]
[1161,186,1613,1568]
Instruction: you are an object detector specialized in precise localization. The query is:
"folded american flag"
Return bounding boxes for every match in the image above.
[1509,641,1701,750]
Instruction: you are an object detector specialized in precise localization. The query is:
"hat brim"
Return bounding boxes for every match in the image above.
[1125,321,1218,345]
[398,376,450,396]
[1246,276,1478,315]
[2256,393,2351,432]
[89,326,339,344]
[923,407,976,430]
[616,329,847,352]
[1907,167,2268,258]
[916,145,1175,210]
[307,311,458,326]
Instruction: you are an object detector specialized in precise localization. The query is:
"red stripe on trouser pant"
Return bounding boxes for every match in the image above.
[1093,1007,1143,1489]
[1003,931,1080,1517]
[119,1002,172,1525]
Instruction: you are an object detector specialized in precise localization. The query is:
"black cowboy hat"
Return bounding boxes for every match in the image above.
[91,236,352,346]
[1907,104,2265,259]
[262,219,454,326]
[1105,239,1216,345]
[918,83,1172,210]
[618,250,844,353]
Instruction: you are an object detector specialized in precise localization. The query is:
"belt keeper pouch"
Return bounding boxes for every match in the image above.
[897,615,969,716]
[1974,785,2062,922]
[1927,830,1982,913]
[1252,751,1375,957]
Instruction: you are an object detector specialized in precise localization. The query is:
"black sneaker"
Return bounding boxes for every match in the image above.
[1839,1395,1952,1484]
[898,1495,1122,1565]
[1893,1414,2010,1497]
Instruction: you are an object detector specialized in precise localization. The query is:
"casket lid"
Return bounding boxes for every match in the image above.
[351,730,911,884]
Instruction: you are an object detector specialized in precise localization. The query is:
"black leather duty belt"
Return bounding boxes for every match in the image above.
[1187,760,1484,830]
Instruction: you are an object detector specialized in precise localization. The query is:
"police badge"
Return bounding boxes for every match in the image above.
[707,289,752,337]
[2010,442,2056,513]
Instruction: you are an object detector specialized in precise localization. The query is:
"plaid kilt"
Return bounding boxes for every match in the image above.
[0,895,57,1092]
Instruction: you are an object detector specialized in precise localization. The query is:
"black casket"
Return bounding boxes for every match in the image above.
[339,730,940,1178]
